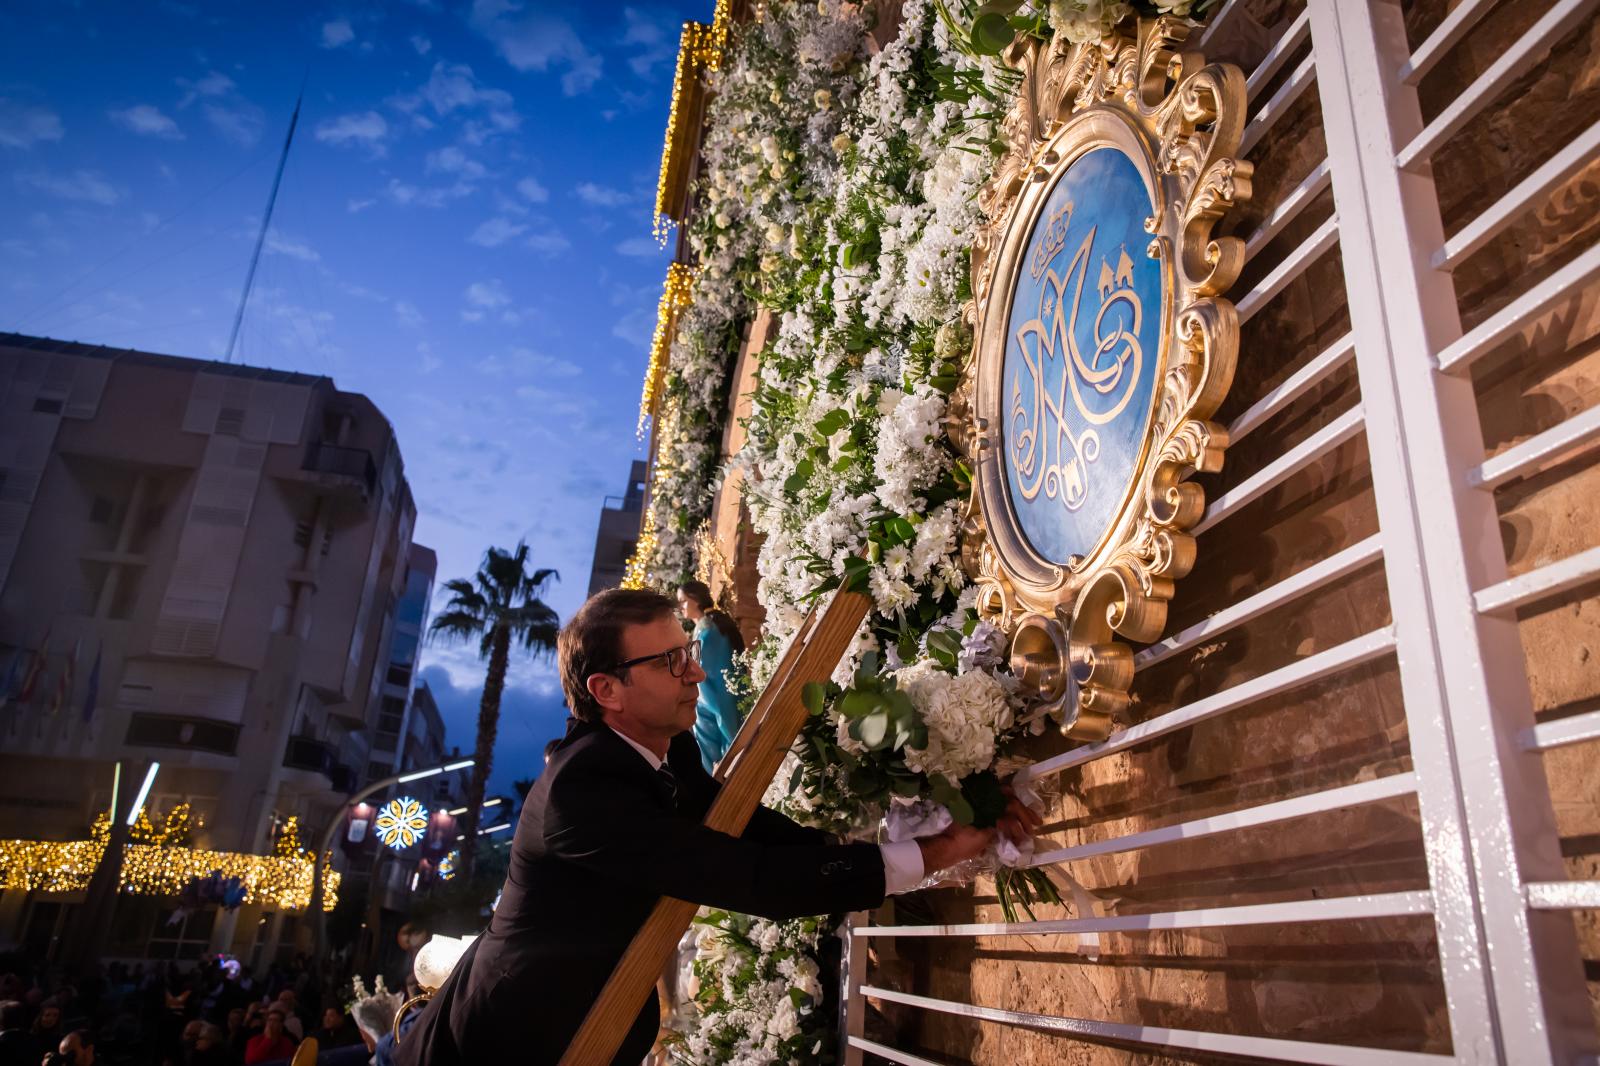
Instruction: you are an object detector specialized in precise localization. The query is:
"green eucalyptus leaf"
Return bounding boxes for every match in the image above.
[802,681,826,717]
[839,688,879,718]
[970,12,1015,56]
[857,710,889,749]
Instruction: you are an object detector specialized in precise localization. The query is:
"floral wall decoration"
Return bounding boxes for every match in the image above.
[640,1,1228,1060]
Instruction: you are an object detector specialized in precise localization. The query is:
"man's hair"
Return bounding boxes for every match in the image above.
[66,1029,93,1047]
[0,1000,23,1029]
[559,588,677,722]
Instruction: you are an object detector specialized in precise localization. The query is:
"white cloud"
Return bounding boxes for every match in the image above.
[321,19,355,48]
[464,279,511,309]
[620,8,673,78]
[395,300,425,329]
[315,111,388,152]
[575,182,630,207]
[109,104,184,139]
[419,340,442,374]
[525,229,570,257]
[264,228,319,261]
[398,62,518,126]
[383,177,473,208]
[468,216,527,247]
[515,176,548,203]
[0,99,64,149]
[615,236,660,258]
[411,34,432,55]
[347,197,376,212]
[203,102,264,145]
[611,306,653,349]
[17,169,123,206]
[175,71,234,109]
[468,2,602,94]
[425,145,487,181]
[476,346,580,378]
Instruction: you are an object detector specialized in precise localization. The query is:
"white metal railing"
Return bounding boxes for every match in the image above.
[1135,532,1380,669]
[1027,626,1397,782]
[1473,544,1600,615]
[1226,329,1354,443]
[1434,120,1600,269]
[1243,159,1333,265]
[1190,403,1363,536]
[1396,0,1600,170]
[1027,771,1416,867]
[841,2,1600,1061]
[1470,402,1600,491]
[1245,8,1312,103]
[1522,708,1600,753]
[1235,213,1340,323]
[1399,0,1499,85]
[1239,53,1318,159]
[856,890,1433,940]
[855,986,1453,1066]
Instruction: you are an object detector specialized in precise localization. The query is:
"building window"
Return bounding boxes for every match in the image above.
[366,761,393,783]
[89,496,117,525]
[378,697,405,734]
[125,713,239,756]
[33,397,64,415]
[214,407,245,436]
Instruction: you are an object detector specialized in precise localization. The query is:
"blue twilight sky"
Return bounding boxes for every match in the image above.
[1,0,704,794]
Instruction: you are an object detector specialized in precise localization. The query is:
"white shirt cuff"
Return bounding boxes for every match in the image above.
[879,840,925,895]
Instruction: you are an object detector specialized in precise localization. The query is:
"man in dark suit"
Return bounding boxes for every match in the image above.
[400,588,1032,1064]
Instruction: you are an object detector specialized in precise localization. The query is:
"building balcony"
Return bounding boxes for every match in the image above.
[283,735,357,792]
[300,441,377,502]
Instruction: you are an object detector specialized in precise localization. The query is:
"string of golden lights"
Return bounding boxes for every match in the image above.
[637,262,697,437]
[0,808,339,912]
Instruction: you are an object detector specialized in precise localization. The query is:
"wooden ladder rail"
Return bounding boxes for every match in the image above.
[557,586,871,1065]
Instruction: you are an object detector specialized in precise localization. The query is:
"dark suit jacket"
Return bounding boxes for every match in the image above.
[420,720,885,1064]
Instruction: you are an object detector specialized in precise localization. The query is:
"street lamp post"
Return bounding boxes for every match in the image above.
[308,758,473,958]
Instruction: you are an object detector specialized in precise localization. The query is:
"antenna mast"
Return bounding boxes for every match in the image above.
[223,81,305,364]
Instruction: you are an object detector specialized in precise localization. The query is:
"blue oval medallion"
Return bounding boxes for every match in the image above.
[1001,146,1163,565]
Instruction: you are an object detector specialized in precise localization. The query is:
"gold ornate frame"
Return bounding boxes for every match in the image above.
[953,18,1253,740]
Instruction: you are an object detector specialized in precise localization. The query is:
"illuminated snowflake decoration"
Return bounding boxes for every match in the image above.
[437,850,459,881]
[375,797,429,850]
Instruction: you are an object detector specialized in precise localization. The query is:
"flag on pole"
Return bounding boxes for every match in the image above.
[81,644,103,724]
[49,638,79,716]
[16,627,50,705]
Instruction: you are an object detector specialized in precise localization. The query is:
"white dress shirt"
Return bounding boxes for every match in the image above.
[607,726,925,894]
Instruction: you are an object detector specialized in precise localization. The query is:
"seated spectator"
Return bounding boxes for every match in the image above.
[312,1007,357,1049]
[272,992,303,1041]
[189,1023,231,1066]
[242,1008,295,1065]
[0,1000,40,1066]
[31,999,63,1049]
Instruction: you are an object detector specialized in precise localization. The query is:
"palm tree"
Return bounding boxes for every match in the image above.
[429,542,559,882]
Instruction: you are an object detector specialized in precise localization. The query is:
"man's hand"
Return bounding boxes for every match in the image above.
[997,791,1043,846]
[916,822,993,874]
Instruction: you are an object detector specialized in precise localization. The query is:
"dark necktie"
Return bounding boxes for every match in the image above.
[656,763,678,806]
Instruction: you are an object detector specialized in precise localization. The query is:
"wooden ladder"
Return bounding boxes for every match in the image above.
[557,586,870,1065]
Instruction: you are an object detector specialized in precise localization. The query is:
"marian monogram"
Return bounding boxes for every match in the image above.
[1000,146,1162,567]
[957,18,1252,738]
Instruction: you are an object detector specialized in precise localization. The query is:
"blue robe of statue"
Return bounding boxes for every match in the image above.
[691,617,741,774]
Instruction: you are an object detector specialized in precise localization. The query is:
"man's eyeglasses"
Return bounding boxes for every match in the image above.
[597,640,701,679]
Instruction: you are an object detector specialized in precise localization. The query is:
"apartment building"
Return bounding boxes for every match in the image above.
[585,459,646,596]
[0,332,432,965]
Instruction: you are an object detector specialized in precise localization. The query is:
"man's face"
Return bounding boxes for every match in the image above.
[264,1011,284,1037]
[323,1008,341,1030]
[58,1035,90,1066]
[590,614,704,743]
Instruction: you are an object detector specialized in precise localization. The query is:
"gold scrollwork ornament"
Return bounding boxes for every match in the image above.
[955,17,1252,740]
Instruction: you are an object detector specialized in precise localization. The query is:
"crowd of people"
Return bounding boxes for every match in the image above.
[0,953,381,1066]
